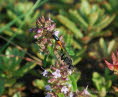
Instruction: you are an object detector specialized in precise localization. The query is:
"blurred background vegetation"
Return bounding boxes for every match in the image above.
[0,0,118,97]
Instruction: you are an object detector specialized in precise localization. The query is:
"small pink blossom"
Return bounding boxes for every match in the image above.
[82,85,90,95]
[61,86,69,94]
[48,78,56,83]
[42,70,48,77]
[37,28,43,33]
[46,24,55,31]
[34,34,42,39]
[69,92,74,97]
[52,69,61,78]
[66,78,69,80]
[34,35,38,39]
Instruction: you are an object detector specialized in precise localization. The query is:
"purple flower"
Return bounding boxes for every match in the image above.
[46,24,55,31]
[45,85,52,91]
[29,28,33,32]
[42,70,48,77]
[45,93,51,97]
[52,69,61,78]
[29,28,36,32]
[34,35,38,39]
[61,86,69,94]
[37,28,43,33]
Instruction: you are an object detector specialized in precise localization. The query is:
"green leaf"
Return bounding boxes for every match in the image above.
[14,62,36,77]
[19,0,48,28]
[94,15,115,31]
[57,15,83,38]
[48,45,54,55]
[105,80,112,90]
[92,72,105,91]
[109,0,118,12]
[13,92,21,97]
[0,56,6,71]
[33,79,45,89]
[88,12,99,26]
[43,55,48,67]
[5,78,16,87]
[65,47,75,56]
[69,72,80,92]
[71,39,82,49]
[73,48,86,65]
[80,0,91,15]
[69,10,88,28]
[99,38,108,57]
[4,47,25,71]
[0,80,5,95]
[0,47,25,72]
[57,93,65,97]
[92,72,112,97]
[7,10,22,26]
[107,40,115,54]
[0,0,48,34]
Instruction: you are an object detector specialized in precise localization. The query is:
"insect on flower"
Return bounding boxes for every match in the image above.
[104,51,118,75]
[52,34,73,69]
[52,34,63,49]
[30,16,73,69]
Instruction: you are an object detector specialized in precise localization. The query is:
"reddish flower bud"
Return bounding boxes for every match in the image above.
[104,51,118,72]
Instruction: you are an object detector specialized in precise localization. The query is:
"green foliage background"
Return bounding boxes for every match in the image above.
[0,0,118,96]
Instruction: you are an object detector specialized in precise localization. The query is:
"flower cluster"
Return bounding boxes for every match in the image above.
[30,16,62,54]
[31,16,90,97]
[42,60,74,97]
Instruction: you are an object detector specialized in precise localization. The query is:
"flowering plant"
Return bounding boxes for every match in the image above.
[30,16,90,97]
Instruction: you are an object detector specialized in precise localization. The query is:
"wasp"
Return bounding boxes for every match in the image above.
[52,34,73,69]
[60,51,73,69]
